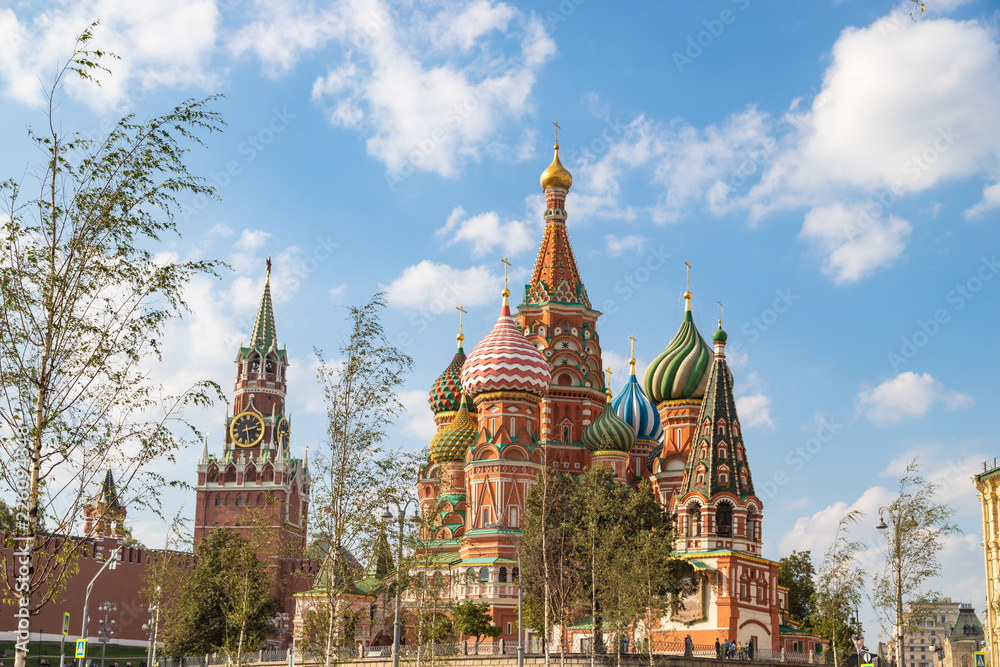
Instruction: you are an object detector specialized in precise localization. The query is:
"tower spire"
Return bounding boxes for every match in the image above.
[628,335,637,374]
[251,258,277,351]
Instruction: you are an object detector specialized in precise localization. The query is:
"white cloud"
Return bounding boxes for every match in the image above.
[0,0,220,109]
[328,283,347,302]
[435,206,536,258]
[736,394,774,429]
[381,260,500,311]
[399,389,437,442]
[240,0,557,179]
[857,372,973,425]
[605,234,649,258]
[745,15,1000,213]
[560,13,1000,284]
[799,204,912,284]
[964,181,1000,220]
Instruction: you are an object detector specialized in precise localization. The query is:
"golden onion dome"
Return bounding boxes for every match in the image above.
[540,143,573,191]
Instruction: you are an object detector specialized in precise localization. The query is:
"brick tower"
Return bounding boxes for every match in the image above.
[83,469,127,537]
[516,142,606,476]
[194,259,309,554]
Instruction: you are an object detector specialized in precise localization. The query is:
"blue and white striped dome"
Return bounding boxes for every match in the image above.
[612,366,664,444]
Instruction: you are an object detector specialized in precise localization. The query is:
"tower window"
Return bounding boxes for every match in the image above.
[250,357,260,373]
[479,567,489,583]
[510,417,515,434]
[265,359,274,374]
[482,507,491,526]
[214,495,221,506]
[499,567,507,583]
[562,426,570,444]
[235,495,242,506]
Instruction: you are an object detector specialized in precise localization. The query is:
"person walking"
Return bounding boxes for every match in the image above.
[716,639,722,659]
[684,634,694,657]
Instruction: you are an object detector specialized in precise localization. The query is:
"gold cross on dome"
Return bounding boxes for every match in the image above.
[500,257,512,297]
[456,305,467,341]
[553,121,561,144]
[605,366,613,388]
[684,259,691,292]
[628,335,637,369]
[717,300,724,327]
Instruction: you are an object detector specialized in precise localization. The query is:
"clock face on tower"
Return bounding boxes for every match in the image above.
[276,417,290,448]
[231,411,264,448]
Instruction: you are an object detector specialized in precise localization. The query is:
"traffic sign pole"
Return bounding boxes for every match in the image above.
[59,613,70,667]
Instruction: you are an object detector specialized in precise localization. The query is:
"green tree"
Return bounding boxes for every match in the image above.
[521,463,581,666]
[169,528,281,660]
[0,25,222,667]
[452,601,500,649]
[609,481,682,667]
[779,550,816,626]
[873,460,960,667]
[311,293,413,667]
[812,513,866,667]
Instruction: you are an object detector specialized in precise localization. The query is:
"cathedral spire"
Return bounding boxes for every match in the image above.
[525,134,591,308]
[678,320,754,502]
[250,256,277,352]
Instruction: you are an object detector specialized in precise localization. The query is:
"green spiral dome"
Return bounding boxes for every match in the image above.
[582,392,637,453]
[644,309,712,403]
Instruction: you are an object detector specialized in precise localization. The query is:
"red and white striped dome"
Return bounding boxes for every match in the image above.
[461,299,551,398]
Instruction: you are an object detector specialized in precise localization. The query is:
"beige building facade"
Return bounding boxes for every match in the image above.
[974,458,1000,667]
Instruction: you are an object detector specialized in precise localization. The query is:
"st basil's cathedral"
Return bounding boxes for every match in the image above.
[413,142,807,651]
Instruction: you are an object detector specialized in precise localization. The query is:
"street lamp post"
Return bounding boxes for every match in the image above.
[876,510,903,667]
[383,499,417,667]
[97,603,116,667]
[850,614,864,667]
[486,521,523,667]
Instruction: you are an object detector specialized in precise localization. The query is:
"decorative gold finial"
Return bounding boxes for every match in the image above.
[683,260,692,310]
[456,305,467,343]
[266,255,272,281]
[717,300,723,329]
[628,335,637,373]
[540,126,573,191]
[500,257,512,304]
[604,366,613,399]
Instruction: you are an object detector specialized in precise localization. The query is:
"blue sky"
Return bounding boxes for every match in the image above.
[2,0,999,637]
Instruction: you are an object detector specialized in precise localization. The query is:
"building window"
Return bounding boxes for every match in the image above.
[235,495,242,506]
[499,567,507,583]
[490,418,496,436]
[215,495,221,506]
[512,567,519,582]
[479,567,489,583]
[482,507,491,526]
[510,417,515,434]
[510,507,519,527]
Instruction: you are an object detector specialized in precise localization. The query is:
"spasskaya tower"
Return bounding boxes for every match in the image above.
[194,258,309,552]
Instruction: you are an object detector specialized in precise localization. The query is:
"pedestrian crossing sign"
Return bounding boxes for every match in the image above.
[75,639,87,658]
[975,651,985,667]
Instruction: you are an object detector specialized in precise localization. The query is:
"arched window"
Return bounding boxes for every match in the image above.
[235,495,242,507]
[562,426,570,444]
[699,444,707,460]
[510,417,515,434]
[265,357,275,374]
[558,374,571,386]
[479,567,489,583]
[719,465,730,485]
[466,567,476,583]
[249,355,260,373]
[214,495,221,506]
[716,502,733,537]
[717,422,726,435]
[687,503,702,537]
[512,567,519,582]
[499,567,507,583]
